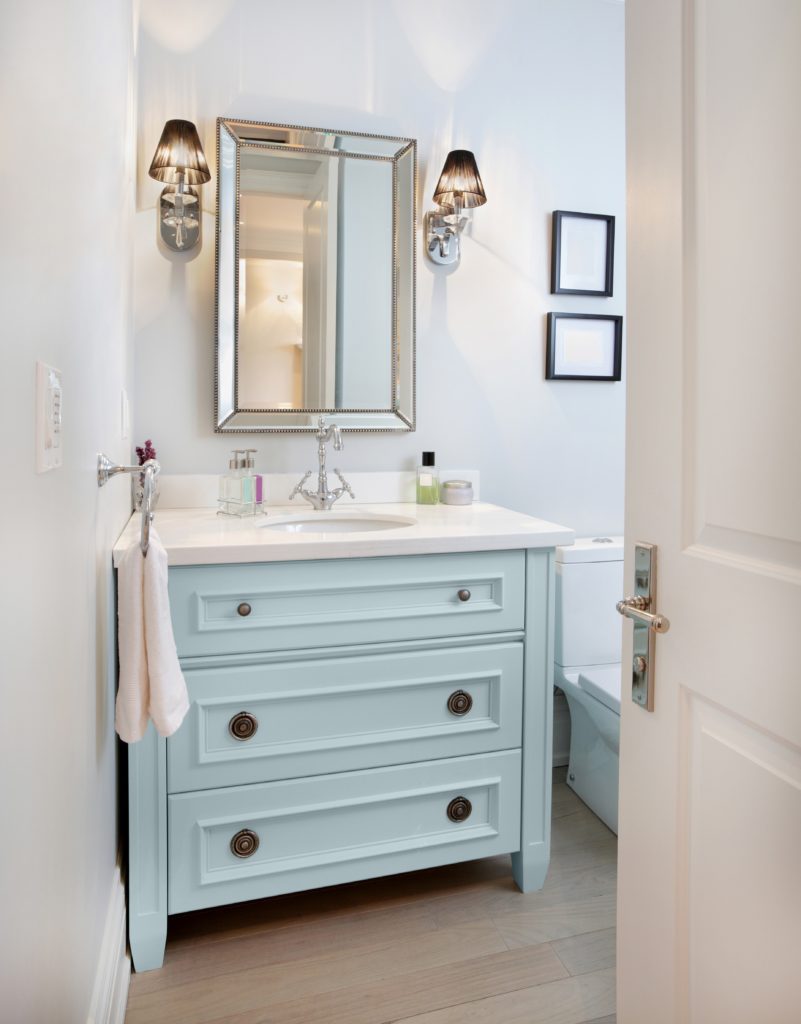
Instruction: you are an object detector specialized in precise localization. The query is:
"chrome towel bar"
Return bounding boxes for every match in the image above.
[97,453,161,556]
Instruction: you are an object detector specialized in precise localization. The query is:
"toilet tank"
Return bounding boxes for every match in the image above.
[555,537,624,668]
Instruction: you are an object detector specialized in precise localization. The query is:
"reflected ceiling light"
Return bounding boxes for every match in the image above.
[426,149,487,267]
[148,119,211,252]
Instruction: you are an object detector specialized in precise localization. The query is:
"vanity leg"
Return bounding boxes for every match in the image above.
[511,846,549,892]
[513,549,556,894]
[127,724,168,971]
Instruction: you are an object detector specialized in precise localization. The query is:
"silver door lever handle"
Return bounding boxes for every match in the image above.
[616,596,671,634]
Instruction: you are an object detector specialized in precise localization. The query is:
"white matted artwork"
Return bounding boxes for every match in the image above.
[551,210,615,296]
[546,312,623,381]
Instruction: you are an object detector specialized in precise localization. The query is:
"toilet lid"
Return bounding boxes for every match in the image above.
[578,665,621,714]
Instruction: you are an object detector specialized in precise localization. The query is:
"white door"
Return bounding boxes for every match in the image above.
[619,2,801,1022]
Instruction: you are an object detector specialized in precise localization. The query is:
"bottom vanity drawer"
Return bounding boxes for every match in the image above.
[168,749,521,914]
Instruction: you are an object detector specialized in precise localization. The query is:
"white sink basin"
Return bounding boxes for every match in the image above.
[261,511,417,534]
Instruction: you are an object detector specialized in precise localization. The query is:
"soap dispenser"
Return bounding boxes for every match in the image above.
[243,448,264,512]
[218,450,257,517]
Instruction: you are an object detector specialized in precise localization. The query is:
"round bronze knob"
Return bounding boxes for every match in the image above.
[237,602,252,617]
[446,796,472,823]
[229,711,258,741]
[230,829,259,858]
[457,589,471,603]
[447,690,473,716]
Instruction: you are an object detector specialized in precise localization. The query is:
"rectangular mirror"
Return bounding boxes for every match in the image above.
[215,118,416,432]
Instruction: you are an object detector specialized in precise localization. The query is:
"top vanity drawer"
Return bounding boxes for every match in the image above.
[169,550,525,658]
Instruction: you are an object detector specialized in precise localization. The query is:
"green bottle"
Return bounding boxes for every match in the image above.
[416,451,439,504]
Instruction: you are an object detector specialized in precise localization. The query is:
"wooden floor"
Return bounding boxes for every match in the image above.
[125,769,617,1024]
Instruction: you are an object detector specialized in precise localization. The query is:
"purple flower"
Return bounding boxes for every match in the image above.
[136,439,157,466]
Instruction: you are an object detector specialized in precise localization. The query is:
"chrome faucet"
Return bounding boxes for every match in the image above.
[289,417,355,510]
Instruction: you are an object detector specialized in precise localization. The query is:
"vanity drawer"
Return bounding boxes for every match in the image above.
[168,642,523,792]
[168,550,525,658]
[168,749,521,913]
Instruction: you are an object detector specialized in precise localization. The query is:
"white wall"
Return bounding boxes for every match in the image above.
[134,0,625,535]
[0,1,135,1019]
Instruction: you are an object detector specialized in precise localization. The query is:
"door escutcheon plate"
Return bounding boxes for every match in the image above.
[631,542,656,711]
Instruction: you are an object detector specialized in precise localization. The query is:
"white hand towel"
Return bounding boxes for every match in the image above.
[115,527,189,742]
[143,530,189,737]
[115,537,149,743]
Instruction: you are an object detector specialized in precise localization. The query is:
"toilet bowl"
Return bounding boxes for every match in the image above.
[555,664,620,833]
[555,537,624,834]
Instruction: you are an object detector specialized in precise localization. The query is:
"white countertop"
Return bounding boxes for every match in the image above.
[112,502,574,567]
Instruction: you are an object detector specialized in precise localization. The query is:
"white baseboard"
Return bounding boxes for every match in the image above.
[87,864,130,1024]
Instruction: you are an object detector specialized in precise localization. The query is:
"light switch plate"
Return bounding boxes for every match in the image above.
[36,361,63,472]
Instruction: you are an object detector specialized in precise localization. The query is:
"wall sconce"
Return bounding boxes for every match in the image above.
[425,149,487,267]
[148,119,211,252]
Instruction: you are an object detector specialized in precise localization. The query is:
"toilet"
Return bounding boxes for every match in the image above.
[554,537,624,834]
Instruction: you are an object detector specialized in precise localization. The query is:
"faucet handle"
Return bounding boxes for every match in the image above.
[289,470,312,501]
[334,469,355,500]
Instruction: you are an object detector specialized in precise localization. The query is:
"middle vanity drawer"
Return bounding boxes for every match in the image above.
[168,550,525,658]
[168,642,523,792]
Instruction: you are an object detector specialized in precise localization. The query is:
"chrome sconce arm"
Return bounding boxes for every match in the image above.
[426,208,469,265]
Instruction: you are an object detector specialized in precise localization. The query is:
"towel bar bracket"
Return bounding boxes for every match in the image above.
[97,453,161,555]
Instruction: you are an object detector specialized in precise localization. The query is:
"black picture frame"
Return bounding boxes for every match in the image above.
[545,312,623,381]
[551,210,615,297]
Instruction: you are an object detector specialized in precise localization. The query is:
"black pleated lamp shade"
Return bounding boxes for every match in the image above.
[148,119,211,186]
[432,150,487,210]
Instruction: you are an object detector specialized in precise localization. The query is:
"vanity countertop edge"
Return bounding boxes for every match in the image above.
[112,502,574,567]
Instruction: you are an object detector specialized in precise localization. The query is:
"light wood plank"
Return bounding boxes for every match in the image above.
[390,967,616,1024]
[545,835,617,875]
[551,804,616,852]
[131,901,437,997]
[126,920,506,1024]
[425,860,616,929]
[203,942,568,1024]
[494,893,617,949]
[552,928,617,976]
[552,781,583,820]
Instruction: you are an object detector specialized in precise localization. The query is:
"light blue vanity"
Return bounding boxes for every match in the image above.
[120,507,570,971]
[121,117,572,973]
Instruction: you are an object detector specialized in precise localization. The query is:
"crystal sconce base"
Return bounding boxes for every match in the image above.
[158,184,201,251]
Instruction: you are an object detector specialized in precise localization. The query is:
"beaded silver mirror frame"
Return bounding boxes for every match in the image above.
[214,117,417,433]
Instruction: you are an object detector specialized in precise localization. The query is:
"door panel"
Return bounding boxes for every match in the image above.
[684,695,801,1022]
[684,0,801,577]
